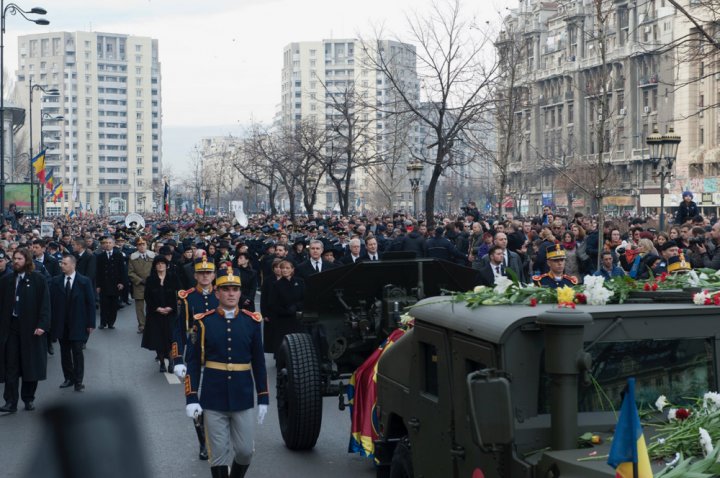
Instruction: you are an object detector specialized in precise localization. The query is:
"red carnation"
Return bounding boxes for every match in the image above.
[676,408,690,420]
[643,283,651,291]
[714,294,720,306]
[659,272,668,282]
[651,282,658,291]
[575,293,587,304]
[705,298,712,305]
[529,297,538,307]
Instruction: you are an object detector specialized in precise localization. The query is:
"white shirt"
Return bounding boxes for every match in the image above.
[222,308,235,319]
[65,272,76,289]
[313,260,321,272]
[491,263,504,280]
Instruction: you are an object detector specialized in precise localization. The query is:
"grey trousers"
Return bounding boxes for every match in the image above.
[204,408,255,467]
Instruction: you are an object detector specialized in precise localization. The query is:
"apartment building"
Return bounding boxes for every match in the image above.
[16,31,161,214]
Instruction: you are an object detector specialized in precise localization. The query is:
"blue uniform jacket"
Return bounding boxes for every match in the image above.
[185,308,269,412]
[532,273,578,289]
[171,287,219,366]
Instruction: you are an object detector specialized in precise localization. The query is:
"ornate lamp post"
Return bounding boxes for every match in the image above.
[647,127,681,231]
[28,81,58,215]
[406,161,424,217]
[0,2,48,214]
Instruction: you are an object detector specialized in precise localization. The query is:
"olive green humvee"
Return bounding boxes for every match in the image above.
[374,300,718,477]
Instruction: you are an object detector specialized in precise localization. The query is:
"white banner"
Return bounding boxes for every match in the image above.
[230,201,248,227]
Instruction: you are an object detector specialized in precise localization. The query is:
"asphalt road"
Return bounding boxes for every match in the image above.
[0,302,376,478]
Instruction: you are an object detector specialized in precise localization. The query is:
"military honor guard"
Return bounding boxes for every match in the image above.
[172,256,219,461]
[532,244,578,289]
[184,269,268,478]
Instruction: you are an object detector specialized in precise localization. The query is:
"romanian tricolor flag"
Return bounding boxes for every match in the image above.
[347,328,407,459]
[31,149,46,183]
[52,183,63,203]
[45,168,54,191]
[607,378,653,478]
[163,179,170,215]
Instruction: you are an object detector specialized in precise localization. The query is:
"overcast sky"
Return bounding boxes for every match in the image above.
[5,0,513,173]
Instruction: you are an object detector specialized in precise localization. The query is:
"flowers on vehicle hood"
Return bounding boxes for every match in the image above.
[656,395,669,411]
[493,276,513,295]
[703,392,720,411]
[556,286,575,305]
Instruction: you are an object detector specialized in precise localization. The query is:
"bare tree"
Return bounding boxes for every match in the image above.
[232,124,280,216]
[290,120,326,215]
[364,0,498,226]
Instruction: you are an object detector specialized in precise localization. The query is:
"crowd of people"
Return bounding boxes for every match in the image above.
[0,196,716,476]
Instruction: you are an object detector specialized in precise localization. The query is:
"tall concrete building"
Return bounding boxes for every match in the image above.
[280,39,420,211]
[16,31,161,214]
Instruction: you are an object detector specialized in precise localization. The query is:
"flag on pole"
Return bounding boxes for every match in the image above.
[607,378,653,478]
[31,150,46,183]
[45,168,55,191]
[52,183,63,204]
[163,179,170,215]
[71,179,78,202]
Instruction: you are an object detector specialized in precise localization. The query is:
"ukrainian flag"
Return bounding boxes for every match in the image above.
[607,378,653,478]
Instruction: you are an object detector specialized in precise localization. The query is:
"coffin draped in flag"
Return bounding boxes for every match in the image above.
[607,377,653,478]
[347,328,407,459]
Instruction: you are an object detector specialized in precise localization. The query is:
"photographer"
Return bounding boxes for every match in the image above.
[4,203,21,230]
[697,222,720,270]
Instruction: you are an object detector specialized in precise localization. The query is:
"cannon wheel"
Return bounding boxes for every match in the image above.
[276,333,323,450]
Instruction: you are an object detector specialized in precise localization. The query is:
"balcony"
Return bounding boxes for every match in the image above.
[637,73,659,87]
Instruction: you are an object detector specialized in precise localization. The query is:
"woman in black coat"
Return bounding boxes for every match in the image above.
[261,258,283,354]
[267,259,305,356]
[235,252,258,312]
[141,256,178,372]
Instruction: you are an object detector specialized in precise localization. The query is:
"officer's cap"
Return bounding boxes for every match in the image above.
[194,256,215,272]
[215,268,241,288]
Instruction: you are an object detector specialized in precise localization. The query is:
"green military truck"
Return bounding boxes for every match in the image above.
[373,300,717,477]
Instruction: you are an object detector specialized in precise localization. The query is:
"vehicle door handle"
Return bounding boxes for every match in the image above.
[450,445,465,459]
[407,417,420,431]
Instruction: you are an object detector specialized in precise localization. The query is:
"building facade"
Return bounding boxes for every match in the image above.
[16,31,161,214]
[498,0,689,216]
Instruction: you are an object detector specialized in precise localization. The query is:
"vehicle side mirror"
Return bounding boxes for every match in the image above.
[467,369,513,449]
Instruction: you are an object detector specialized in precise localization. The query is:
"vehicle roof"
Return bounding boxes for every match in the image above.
[410,298,720,344]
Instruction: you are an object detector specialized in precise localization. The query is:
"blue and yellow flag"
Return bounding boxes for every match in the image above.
[607,378,653,478]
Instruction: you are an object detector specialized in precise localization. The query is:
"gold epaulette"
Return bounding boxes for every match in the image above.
[242,309,262,323]
[194,309,214,321]
[532,274,546,282]
[564,274,579,285]
[178,288,194,299]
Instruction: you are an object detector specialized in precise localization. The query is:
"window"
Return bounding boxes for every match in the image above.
[421,342,439,397]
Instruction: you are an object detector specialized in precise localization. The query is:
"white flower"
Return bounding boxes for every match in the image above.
[667,408,677,421]
[699,427,714,457]
[473,286,486,293]
[493,276,514,295]
[700,273,710,280]
[657,438,666,445]
[687,270,701,287]
[703,391,720,411]
[583,275,604,289]
[694,291,711,305]
[585,286,614,306]
[399,313,414,326]
[655,395,669,411]
[666,452,680,468]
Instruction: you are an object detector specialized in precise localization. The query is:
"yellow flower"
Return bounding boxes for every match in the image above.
[557,286,575,304]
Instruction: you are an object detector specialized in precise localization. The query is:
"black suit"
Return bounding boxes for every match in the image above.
[50,273,96,386]
[296,258,335,279]
[474,262,505,287]
[96,249,127,327]
[37,253,61,278]
[75,250,96,286]
[339,255,362,266]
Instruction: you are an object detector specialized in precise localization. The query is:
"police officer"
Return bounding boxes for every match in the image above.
[184,268,268,478]
[173,256,219,461]
[532,244,578,288]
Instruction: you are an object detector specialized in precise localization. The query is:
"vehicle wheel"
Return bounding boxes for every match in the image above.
[389,437,414,478]
[276,333,323,450]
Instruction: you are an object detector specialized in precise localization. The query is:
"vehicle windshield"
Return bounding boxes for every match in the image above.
[539,338,716,413]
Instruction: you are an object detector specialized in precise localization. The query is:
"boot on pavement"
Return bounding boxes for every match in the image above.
[230,462,249,478]
[210,466,229,478]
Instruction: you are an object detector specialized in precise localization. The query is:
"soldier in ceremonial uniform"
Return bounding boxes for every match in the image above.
[172,256,219,460]
[184,269,268,478]
[532,244,578,289]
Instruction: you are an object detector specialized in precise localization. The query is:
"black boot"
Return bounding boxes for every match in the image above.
[199,443,208,460]
[230,462,249,478]
[159,357,167,373]
[211,466,229,478]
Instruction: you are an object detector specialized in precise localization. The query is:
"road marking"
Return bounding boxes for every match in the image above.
[165,373,181,384]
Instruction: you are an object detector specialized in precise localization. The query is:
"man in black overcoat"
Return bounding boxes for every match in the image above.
[50,254,96,392]
[0,248,51,412]
[95,236,126,329]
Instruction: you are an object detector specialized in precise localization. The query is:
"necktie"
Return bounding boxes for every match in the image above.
[13,275,21,317]
[314,261,320,272]
[495,265,500,275]
[372,255,377,261]
[65,276,72,298]
[107,252,111,260]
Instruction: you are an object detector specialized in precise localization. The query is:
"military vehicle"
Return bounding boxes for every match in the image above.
[373,300,718,477]
[275,258,477,450]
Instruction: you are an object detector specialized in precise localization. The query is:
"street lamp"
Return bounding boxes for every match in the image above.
[0,2,49,215]
[28,81,58,215]
[244,183,251,214]
[406,161,424,217]
[203,188,210,216]
[446,191,453,213]
[647,126,681,231]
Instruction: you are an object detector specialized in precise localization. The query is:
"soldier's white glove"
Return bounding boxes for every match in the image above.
[174,364,187,379]
[186,403,203,419]
[257,404,268,425]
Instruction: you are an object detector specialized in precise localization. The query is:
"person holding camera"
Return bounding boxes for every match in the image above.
[696,222,720,270]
